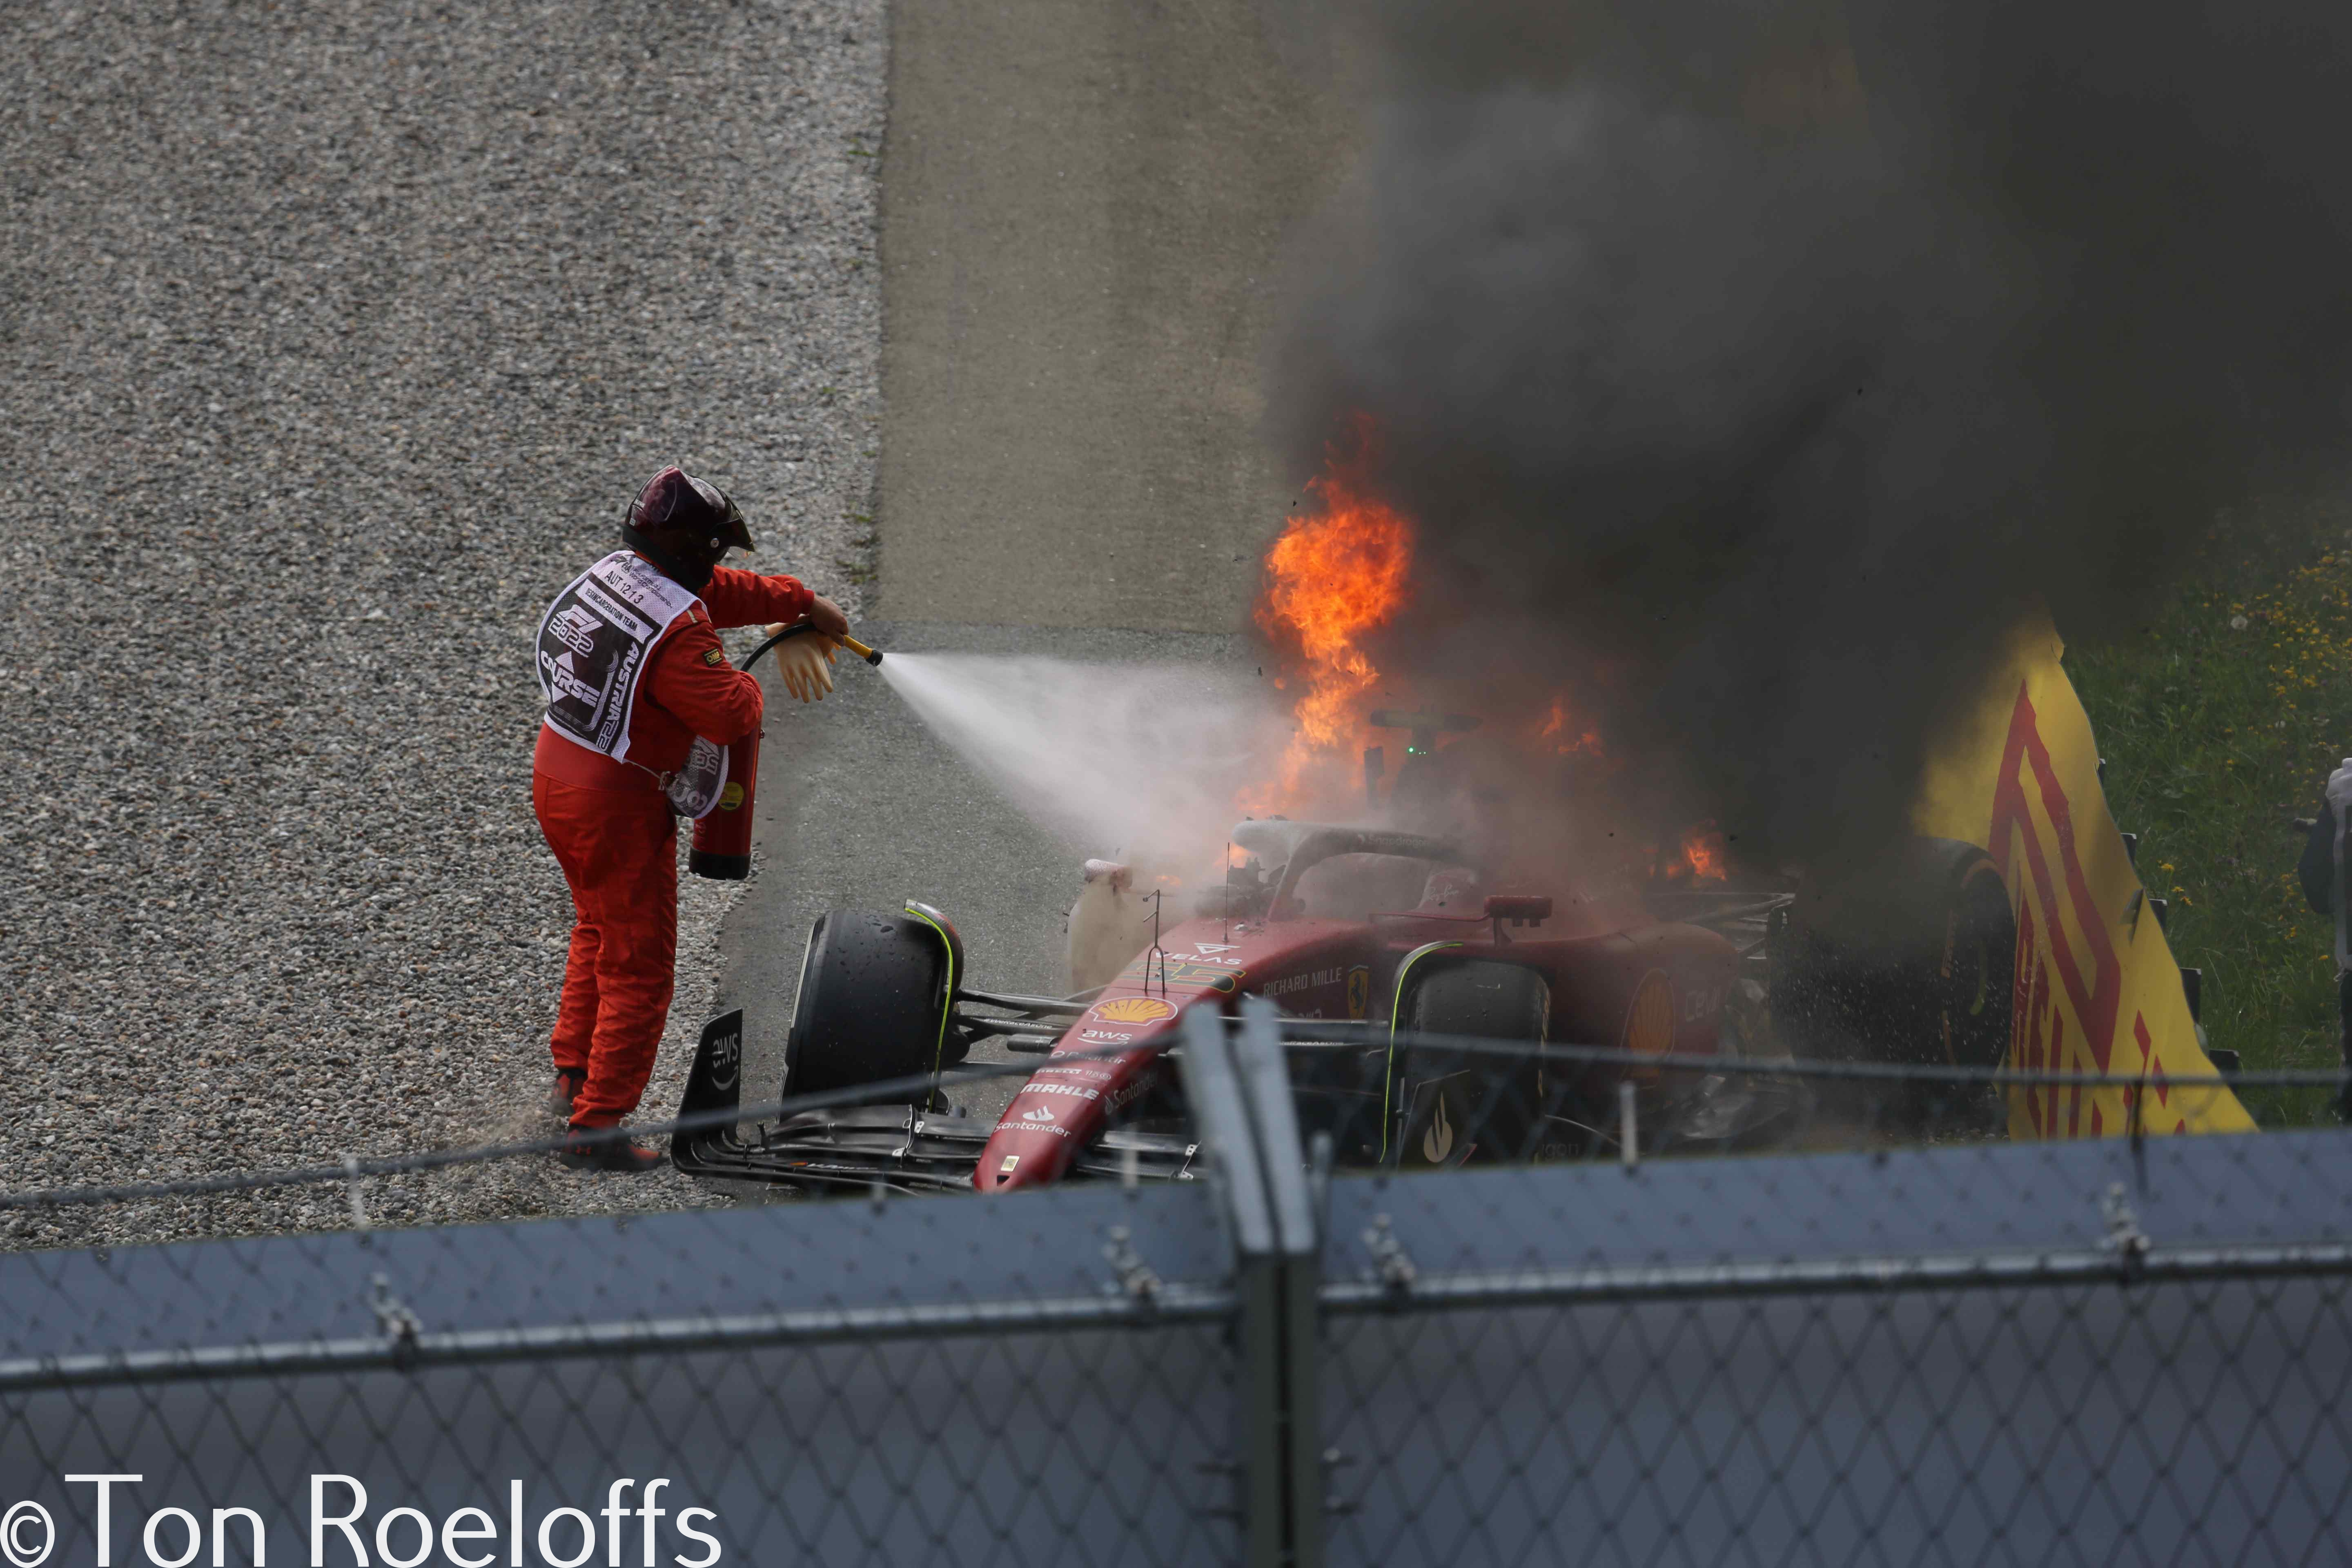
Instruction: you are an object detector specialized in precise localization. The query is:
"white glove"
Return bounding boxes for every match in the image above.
[2328,757,2352,813]
[766,627,838,703]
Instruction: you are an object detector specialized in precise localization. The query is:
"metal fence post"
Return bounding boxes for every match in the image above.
[1180,1002,1325,1568]
[1178,1006,1282,1565]
[1234,996,1325,1568]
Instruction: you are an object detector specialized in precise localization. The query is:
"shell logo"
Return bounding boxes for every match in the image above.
[718,782,746,811]
[1091,996,1177,1025]
[1620,969,1676,1074]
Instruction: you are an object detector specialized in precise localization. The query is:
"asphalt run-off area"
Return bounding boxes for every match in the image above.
[717,1,1349,1132]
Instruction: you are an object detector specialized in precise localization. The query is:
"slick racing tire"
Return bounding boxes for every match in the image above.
[1774,836,2015,1129]
[1392,959,1552,1166]
[785,909,965,1101]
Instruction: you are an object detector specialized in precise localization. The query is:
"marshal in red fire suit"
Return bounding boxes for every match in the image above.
[532,563,813,1129]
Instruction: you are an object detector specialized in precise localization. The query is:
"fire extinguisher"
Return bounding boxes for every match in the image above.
[687,623,881,881]
[688,728,760,881]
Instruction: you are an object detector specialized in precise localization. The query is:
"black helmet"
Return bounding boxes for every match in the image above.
[626,466,755,567]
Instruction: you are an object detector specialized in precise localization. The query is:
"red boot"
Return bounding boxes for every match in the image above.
[559,1124,664,1173]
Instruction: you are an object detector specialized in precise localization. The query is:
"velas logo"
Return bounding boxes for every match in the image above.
[1116,957,1243,992]
[1090,996,1176,1025]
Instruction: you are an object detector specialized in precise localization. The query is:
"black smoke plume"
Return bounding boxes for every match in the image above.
[1271,0,2352,868]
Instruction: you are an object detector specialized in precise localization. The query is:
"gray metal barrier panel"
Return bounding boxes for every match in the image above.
[0,1184,1239,1567]
[6,1013,2351,1568]
[1316,1131,2352,1567]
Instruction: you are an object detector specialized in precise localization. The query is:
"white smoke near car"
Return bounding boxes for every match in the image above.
[877,651,1301,991]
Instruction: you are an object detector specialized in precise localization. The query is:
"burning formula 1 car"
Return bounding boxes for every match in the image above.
[671,805,2018,1194]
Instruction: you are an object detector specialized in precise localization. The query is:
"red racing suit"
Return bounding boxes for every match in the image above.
[533,560,813,1129]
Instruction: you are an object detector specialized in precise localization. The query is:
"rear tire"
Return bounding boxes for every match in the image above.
[1392,960,1552,1165]
[1774,837,2015,1130]
[784,909,964,1101]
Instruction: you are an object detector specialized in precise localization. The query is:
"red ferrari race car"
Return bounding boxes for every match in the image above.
[670,805,2018,1194]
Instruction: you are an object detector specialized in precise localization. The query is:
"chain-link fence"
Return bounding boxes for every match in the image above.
[3,1001,2348,1565]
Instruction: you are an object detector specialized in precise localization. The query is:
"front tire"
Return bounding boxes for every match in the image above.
[784,909,964,1101]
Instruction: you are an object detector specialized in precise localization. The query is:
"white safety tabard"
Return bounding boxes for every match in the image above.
[535,550,704,763]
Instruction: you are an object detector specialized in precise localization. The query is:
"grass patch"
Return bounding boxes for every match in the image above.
[833,519,881,589]
[2066,497,2352,1072]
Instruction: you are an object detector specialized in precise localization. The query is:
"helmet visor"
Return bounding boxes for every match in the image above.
[718,492,755,554]
[684,475,756,555]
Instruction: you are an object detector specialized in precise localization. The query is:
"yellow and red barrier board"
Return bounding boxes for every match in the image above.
[1916,621,2254,1136]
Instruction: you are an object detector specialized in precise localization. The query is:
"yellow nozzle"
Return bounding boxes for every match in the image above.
[839,633,884,667]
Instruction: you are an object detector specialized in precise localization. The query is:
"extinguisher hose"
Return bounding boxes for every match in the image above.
[743,621,885,670]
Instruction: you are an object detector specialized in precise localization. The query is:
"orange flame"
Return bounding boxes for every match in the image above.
[1535,695,1604,757]
[1673,822,1730,881]
[1247,425,1414,810]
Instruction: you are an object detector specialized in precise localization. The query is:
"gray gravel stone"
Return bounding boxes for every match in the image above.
[0,0,883,1247]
